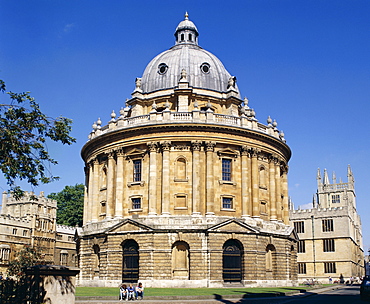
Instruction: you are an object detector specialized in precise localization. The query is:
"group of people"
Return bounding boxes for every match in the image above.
[119,282,144,301]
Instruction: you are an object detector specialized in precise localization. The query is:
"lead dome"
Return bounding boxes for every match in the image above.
[140,14,240,97]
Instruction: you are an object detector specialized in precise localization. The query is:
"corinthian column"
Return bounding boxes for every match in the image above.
[241,146,250,218]
[205,141,216,215]
[161,141,171,215]
[106,151,115,219]
[191,141,202,216]
[269,155,277,221]
[251,149,260,218]
[147,142,158,216]
[282,164,289,224]
[275,158,282,222]
[115,149,124,218]
[92,158,99,222]
[85,163,93,224]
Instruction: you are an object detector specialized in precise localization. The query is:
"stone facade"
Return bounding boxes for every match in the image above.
[290,166,364,283]
[79,14,298,288]
[0,191,77,276]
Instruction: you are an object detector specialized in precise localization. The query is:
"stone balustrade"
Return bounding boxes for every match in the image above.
[89,110,285,142]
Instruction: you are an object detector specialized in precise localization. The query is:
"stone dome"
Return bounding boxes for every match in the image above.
[140,14,240,97]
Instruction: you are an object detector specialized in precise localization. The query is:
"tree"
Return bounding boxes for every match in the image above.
[0,79,76,197]
[48,184,84,226]
[7,245,42,279]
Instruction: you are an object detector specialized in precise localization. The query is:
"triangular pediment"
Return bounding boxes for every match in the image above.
[126,147,146,159]
[105,219,153,234]
[207,219,260,233]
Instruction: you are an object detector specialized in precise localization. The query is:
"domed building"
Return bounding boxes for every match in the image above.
[79,14,297,288]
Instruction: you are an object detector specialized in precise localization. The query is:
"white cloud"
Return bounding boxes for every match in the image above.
[63,23,75,33]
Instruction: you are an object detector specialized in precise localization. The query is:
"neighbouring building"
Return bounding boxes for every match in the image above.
[79,14,297,288]
[0,191,77,276]
[290,166,364,282]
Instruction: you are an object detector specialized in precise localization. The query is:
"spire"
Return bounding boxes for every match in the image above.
[332,171,337,184]
[323,168,329,185]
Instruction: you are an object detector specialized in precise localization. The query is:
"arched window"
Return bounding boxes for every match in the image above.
[122,240,139,283]
[223,239,243,282]
[259,166,266,188]
[188,33,192,41]
[175,157,187,180]
[172,241,189,279]
[101,166,107,189]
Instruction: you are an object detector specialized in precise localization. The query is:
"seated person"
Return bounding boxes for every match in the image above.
[119,283,127,301]
[135,282,144,300]
[127,284,135,300]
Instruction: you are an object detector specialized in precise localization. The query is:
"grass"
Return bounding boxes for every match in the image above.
[75,286,317,297]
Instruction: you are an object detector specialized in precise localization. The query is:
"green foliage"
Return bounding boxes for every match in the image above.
[7,245,42,279]
[48,184,84,226]
[0,79,76,198]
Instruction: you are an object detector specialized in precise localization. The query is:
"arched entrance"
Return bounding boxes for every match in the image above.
[122,240,139,283]
[222,239,242,282]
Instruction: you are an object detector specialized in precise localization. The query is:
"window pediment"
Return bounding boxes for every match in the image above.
[217,148,238,158]
[125,148,146,160]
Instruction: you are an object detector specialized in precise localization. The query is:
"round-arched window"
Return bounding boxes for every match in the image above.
[200,63,210,74]
[158,63,168,75]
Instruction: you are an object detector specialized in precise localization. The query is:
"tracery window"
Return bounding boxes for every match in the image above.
[297,240,305,253]
[324,262,336,273]
[298,263,306,274]
[294,221,305,233]
[331,194,340,204]
[323,239,335,252]
[322,219,334,232]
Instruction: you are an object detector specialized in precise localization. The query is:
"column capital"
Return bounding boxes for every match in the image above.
[205,141,216,152]
[240,145,251,156]
[107,150,115,159]
[191,140,202,151]
[251,148,261,158]
[116,148,125,157]
[160,141,172,151]
[147,141,158,152]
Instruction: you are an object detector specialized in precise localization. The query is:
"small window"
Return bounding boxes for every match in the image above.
[133,159,142,182]
[222,197,233,209]
[12,228,17,235]
[222,158,232,181]
[181,34,184,41]
[298,263,307,274]
[175,195,187,208]
[188,33,192,41]
[332,194,340,204]
[324,262,336,273]
[200,62,210,74]
[158,63,168,75]
[294,221,305,234]
[298,240,306,253]
[132,197,141,209]
[323,239,335,252]
[23,230,28,237]
[322,219,334,232]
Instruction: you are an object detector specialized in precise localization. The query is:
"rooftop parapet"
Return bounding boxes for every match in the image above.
[88,107,286,143]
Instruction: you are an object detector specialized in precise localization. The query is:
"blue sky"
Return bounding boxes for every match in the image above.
[1,1,369,250]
